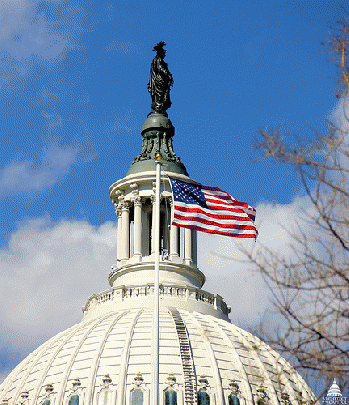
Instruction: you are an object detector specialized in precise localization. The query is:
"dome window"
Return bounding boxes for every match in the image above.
[96,375,113,405]
[68,394,80,405]
[40,383,55,405]
[131,389,143,405]
[228,381,241,405]
[197,376,210,405]
[67,379,83,405]
[256,385,269,405]
[197,390,210,405]
[281,393,291,405]
[130,372,146,405]
[19,391,29,405]
[165,388,177,405]
[164,373,178,405]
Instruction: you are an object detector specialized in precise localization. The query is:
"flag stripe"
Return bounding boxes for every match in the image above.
[169,177,258,239]
[174,203,251,217]
[173,214,256,230]
[174,205,253,222]
[172,222,257,238]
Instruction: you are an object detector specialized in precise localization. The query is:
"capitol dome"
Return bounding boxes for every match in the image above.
[0,44,315,405]
[326,380,342,397]
[0,306,314,405]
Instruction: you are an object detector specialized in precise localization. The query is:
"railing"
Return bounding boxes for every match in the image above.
[82,285,231,317]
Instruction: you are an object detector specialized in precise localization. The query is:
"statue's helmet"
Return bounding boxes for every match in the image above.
[153,41,166,56]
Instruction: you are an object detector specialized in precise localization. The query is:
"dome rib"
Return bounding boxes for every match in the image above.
[55,312,118,405]
[260,340,298,403]
[30,318,101,405]
[84,311,130,405]
[232,327,280,404]
[9,328,70,404]
[0,338,49,399]
[116,309,143,405]
[270,348,312,402]
[207,317,254,404]
[190,312,225,405]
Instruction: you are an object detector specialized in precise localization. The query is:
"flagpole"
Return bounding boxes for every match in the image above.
[153,157,161,405]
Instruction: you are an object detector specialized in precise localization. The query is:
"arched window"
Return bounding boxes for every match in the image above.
[197,390,210,405]
[165,388,177,405]
[98,390,112,405]
[42,401,51,405]
[228,394,240,405]
[68,394,80,405]
[131,388,143,405]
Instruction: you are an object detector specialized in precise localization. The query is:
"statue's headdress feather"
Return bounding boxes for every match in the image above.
[153,41,166,53]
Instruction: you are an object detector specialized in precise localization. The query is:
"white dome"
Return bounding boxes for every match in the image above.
[327,379,342,397]
[0,305,313,405]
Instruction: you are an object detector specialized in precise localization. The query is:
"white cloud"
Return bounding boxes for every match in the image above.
[104,40,140,54]
[255,195,315,251]
[1,0,85,59]
[106,109,139,134]
[0,145,78,195]
[330,95,349,133]
[0,218,118,358]
[0,0,31,41]
[0,0,86,89]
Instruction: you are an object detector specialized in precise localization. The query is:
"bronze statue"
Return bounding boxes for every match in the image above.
[148,41,173,114]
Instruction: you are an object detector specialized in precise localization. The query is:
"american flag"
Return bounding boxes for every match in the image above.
[169,177,258,239]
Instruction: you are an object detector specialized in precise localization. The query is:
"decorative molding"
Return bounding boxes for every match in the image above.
[133,196,142,206]
[120,199,131,212]
[130,183,139,195]
[82,284,231,318]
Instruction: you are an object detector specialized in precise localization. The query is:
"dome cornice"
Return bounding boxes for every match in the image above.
[109,171,199,202]
[108,261,205,289]
[82,283,231,321]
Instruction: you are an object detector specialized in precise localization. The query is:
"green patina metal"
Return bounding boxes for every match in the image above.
[127,112,187,175]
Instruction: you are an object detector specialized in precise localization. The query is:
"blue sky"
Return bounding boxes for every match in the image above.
[0,0,347,394]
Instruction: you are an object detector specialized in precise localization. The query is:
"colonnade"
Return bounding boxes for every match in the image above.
[115,195,197,267]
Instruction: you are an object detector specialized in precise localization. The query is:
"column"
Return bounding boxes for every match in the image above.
[169,199,179,260]
[116,207,122,263]
[151,196,156,254]
[192,229,197,266]
[121,201,130,261]
[133,196,142,261]
[141,206,150,256]
[184,228,192,265]
[163,215,170,255]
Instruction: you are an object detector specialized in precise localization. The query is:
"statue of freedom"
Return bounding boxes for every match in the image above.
[148,41,174,114]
